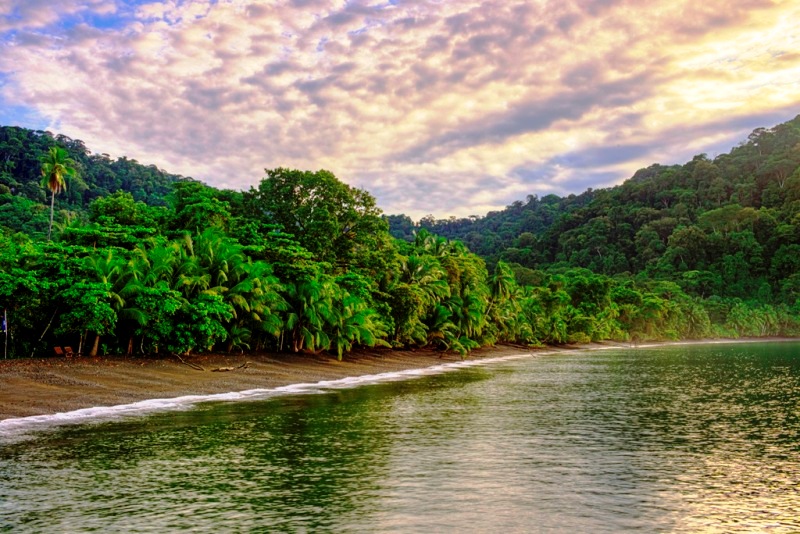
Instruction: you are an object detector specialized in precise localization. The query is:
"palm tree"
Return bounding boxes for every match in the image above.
[489,261,516,308]
[40,146,77,241]
[83,249,145,356]
[390,255,450,346]
[414,229,452,257]
[328,293,389,360]
[280,276,337,353]
[399,255,450,306]
[222,260,285,352]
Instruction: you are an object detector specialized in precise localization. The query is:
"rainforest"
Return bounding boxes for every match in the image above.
[1,115,800,360]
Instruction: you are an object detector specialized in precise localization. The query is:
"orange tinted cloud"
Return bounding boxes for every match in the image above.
[1,0,798,218]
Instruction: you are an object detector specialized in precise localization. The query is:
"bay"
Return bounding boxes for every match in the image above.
[2,341,799,532]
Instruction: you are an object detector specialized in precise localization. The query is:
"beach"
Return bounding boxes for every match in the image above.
[2,339,795,422]
[0,345,540,421]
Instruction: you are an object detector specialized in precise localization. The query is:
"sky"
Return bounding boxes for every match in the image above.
[1,0,798,219]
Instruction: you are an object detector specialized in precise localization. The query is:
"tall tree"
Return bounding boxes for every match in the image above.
[244,168,387,268]
[40,146,77,241]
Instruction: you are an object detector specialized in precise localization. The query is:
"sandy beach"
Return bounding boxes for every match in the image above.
[2,338,795,421]
[0,345,544,421]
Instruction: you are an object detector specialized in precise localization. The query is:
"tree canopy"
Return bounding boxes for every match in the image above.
[1,116,799,361]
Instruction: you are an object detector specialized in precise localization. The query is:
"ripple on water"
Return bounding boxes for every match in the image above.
[1,342,800,532]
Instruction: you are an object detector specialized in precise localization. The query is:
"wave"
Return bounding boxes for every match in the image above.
[0,350,538,442]
[1,338,784,443]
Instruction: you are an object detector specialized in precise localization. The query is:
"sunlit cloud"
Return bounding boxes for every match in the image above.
[1,0,798,219]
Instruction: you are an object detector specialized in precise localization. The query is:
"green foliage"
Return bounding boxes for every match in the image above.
[90,190,165,229]
[172,293,233,353]
[40,146,78,241]
[389,115,800,304]
[56,282,118,341]
[328,294,391,360]
[2,116,799,360]
[131,283,183,353]
[0,194,50,237]
[244,168,388,270]
[0,126,179,238]
[169,181,234,233]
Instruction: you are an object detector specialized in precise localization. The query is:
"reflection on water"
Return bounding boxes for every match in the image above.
[1,342,799,532]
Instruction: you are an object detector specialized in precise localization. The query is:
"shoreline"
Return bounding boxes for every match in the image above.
[1,338,796,422]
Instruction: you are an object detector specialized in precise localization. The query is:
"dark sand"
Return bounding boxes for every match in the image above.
[0,345,546,421]
[2,339,794,421]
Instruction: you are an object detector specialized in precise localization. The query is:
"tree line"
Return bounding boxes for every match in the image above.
[392,115,800,318]
[1,119,799,359]
[0,126,179,237]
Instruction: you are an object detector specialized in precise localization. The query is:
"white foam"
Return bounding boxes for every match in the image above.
[2,339,776,442]
[0,351,540,442]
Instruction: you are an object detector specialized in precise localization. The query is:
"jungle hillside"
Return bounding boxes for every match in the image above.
[1,115,800,359]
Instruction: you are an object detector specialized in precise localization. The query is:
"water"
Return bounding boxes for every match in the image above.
[2,341,799,532]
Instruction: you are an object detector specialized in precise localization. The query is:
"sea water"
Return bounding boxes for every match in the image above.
[1,342,799,532]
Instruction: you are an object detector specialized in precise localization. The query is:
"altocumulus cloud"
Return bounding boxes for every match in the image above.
[1,0,799,219]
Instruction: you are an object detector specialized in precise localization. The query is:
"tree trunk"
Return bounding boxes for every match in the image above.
[47,191,55,242]
[29,307,59,358]
[89,334,100,357]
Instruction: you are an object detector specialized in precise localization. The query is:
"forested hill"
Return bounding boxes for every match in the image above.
[0,126,182,236]
[390,114,800,302]
[1,117,799,360]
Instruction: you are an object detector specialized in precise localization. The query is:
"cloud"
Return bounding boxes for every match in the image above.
[551,144,653,170]
[395,71,657,164]
[0,0,116,32]
[0,0,799,220]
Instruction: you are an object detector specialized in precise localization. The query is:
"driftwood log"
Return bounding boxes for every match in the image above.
[211,362,250,372]
[176,354,205,371]
[176,354,250,372]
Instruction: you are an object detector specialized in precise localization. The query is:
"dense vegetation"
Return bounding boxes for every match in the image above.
[1,117,799,360]
[391,115,800,335]
[0,126,180,237]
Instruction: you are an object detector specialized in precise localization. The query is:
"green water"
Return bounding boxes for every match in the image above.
[2,342,799,532]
